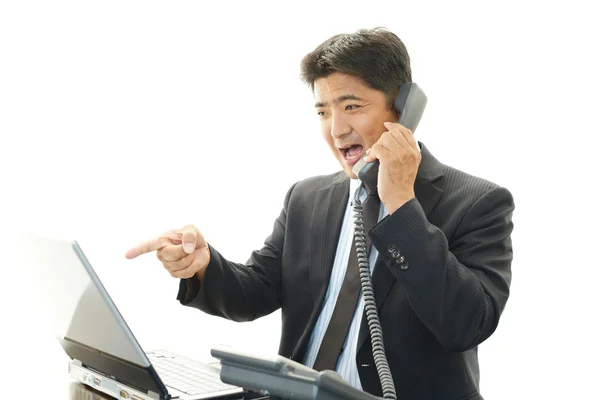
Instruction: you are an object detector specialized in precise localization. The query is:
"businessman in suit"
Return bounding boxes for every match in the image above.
[126,27,514,399]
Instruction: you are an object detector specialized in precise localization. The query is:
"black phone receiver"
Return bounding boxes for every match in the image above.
[352,82,428,187]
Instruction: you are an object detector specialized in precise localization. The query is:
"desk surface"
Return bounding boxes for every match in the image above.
[20,378,263,400]
[65,381,114,400]
[48,380,266,400]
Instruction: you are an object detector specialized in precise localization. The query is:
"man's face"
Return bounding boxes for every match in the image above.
[314,72,399,179]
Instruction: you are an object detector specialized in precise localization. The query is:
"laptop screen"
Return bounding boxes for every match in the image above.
[18,233,151,368]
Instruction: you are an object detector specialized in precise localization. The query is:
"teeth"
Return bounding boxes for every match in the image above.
[340,145,362,160]
[344,150,359,160]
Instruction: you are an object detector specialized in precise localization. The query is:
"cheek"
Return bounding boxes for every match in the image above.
[324,135,338,154]
[354,117,381,145]
[364,128,388,149]
[320,125,341,157]
[320,122,332,141]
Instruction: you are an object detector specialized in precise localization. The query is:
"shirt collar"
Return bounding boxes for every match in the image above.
[349,177,361,199]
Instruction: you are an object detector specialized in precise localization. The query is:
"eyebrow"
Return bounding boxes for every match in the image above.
[314,94,366,108]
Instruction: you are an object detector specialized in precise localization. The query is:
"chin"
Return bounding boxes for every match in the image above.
[333,153,357,179]
[342,167,357,179]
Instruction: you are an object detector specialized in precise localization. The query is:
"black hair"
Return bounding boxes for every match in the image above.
[300,27,412,109]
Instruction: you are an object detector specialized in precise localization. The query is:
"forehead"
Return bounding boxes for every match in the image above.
[313,73,372,102]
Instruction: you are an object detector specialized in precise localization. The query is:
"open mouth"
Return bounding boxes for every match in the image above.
[339,144,364,165]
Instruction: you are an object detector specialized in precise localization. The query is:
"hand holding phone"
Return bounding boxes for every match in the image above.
[352,82,427,188]
[352,82,427,213]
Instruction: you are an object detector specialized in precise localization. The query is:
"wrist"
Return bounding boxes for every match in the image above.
[194,245,211,284]
[386,195,415,214]
[195,266,207,284]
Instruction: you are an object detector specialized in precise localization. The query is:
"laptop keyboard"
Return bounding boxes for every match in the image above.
[147,350,239,397]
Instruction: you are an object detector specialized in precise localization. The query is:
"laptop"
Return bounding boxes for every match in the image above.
[19,233,250,400]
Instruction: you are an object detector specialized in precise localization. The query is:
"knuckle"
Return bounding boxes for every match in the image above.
[169,259,184,271]
[171,267,193,279]
[169,254,194,272]
[181,257,192,270]
[163,260,174,271]
[158,247,171,261]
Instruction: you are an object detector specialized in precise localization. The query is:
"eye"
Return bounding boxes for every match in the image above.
[345,104,360,111]
[317,110,328,117]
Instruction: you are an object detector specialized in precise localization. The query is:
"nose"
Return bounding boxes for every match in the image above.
[329,111,352,139]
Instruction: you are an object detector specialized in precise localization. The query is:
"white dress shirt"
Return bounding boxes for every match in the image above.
[302,178,388,389]
[302,143,420,388]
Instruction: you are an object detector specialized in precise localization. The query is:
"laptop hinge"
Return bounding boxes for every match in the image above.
[69,361,168,400]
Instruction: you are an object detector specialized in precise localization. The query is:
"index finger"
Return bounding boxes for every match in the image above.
[125,236,174,259]
[400,126,418,151]
[384,122,414,150]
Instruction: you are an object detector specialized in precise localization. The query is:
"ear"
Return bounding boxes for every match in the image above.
[389,105,400,121]
[387,91,400,120]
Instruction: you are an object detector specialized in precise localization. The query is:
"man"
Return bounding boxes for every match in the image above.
[126,27,514,399]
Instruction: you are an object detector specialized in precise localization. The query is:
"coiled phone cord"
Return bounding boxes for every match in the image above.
[353,185,397,400]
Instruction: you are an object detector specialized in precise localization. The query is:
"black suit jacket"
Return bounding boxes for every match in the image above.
[178,142,514,400]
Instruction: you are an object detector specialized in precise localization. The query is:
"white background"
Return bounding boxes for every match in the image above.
[1,0,598,398]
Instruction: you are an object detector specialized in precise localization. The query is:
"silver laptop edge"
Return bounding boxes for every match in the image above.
[22,233,243,400]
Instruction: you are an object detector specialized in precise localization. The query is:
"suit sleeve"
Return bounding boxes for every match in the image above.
[369,186,514,352]
[175,182,297,322]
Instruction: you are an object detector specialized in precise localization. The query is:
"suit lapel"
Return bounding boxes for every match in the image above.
[291,172,349,361]
[309,176,349,306]
[356,142,444,353]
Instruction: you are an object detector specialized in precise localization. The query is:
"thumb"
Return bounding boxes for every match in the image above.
[364,147,376,162]
[181,226,197,254]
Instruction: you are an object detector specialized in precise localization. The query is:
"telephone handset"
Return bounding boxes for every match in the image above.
[352,82,428,187]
